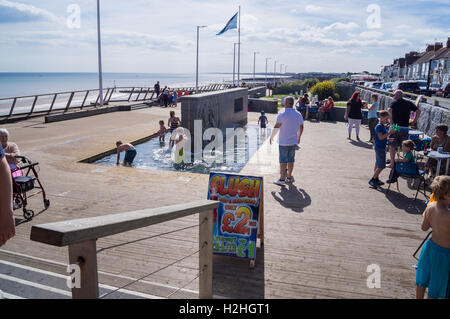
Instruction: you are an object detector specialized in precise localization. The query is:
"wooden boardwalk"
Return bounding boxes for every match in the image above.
[0,106,427,299]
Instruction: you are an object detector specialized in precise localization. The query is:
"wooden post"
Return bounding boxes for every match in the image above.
[198,210,213,299]
[68,240,99,299]
[259,180,265,246]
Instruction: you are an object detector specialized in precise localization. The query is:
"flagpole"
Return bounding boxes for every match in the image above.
[97,0,103,107]
[233,43,237,86]
[196,25,207,93]
[237,5,241,86]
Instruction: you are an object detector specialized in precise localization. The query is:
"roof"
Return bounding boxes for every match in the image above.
[433,47,450,60]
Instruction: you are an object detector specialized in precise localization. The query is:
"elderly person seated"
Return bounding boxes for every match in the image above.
[0,129,21,177]
[425,124,450,181]
[319,97,335,121]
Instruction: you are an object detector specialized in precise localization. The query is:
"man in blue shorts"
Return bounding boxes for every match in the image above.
[270,97,304,186]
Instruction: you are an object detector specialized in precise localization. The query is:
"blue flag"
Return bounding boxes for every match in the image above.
[216,12,238,36]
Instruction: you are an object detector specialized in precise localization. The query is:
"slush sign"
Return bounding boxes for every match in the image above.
[207,173,263,262]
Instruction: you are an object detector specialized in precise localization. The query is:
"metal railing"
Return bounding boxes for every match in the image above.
[350,82,450,109]
[0,83,234,122]
[30,200,219,299]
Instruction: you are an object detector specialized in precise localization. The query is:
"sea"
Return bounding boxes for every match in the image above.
[0,72,235,115]
[0,72,234,99]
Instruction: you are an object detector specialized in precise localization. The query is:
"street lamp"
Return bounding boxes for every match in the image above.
[265,57,271,84]
[96,0,103,106]
[253,51,259,84]
[196,25,207,93]
[274,60,277,85]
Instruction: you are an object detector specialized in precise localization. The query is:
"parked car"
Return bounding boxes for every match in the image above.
[381,82,393,92]
[391,81,422,95]
[429,83,442,95]
[436,82,450,98]
[417,81,428,91]
[369,82,383,90]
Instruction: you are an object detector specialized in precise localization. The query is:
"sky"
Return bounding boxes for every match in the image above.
[0,0,449,74]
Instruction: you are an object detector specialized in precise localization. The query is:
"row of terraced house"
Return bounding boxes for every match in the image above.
[380,37,450,85]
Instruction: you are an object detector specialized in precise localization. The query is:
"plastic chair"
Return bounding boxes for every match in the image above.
[386,162,426,201]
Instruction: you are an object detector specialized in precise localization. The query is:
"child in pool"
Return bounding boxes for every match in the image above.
[416,176,450,299]
[386,140,415,184]
[116,141,137,166]
[158,121,167,143]
[258,111,268,130]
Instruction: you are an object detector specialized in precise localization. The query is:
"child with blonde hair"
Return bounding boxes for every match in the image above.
[416,176,450,299]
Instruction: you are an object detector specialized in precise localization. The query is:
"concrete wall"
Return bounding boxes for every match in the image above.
[341,83,450,137]
[248,98,278,114]
[248,86,267,98]
[180,88,248,134]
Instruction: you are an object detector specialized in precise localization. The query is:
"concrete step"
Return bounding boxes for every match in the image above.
[0,250,203,299]
[0,260,163,299]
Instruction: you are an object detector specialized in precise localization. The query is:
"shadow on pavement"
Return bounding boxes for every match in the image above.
[379,187,427,215]
[350,140,374,149]
[271,185,312,213]
[213,245,265,298]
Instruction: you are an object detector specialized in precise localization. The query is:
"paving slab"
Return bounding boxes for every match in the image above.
[0,105,427,299]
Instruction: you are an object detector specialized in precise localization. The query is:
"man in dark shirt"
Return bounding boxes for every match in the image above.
[387,90,421,168]
[154,81,160,100]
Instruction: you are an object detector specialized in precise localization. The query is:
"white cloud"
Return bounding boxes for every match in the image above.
[305,5,324,13]
[0,0,64,24]
[360,31,383,39]
[324,22,359,32]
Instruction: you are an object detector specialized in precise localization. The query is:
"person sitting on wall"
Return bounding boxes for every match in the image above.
[321,97,335,121]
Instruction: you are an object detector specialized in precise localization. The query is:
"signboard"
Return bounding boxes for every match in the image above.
[207,173,263,264]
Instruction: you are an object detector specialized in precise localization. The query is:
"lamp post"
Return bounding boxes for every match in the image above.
[96,0,103,106]
[274,61,277,86]
[196,25,207,93]
[253,51,259,84]
[265,57,271,84]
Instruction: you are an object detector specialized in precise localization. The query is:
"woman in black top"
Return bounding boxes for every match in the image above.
[345,91,367,141]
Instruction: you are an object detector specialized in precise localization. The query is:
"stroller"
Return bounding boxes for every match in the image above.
[11,156,50,220]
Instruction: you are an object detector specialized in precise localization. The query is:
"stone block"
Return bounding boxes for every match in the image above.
[248,98,278,114]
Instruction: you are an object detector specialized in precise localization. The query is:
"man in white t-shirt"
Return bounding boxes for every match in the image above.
[270,97,304,186]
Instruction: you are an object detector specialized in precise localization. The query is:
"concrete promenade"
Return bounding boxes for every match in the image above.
[0,105,427,299]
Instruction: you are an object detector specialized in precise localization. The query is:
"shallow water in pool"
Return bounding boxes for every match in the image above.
[95,124,272,174]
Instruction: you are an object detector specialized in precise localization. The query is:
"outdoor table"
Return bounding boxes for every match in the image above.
[408,130,424,141]
[419,151,450,176]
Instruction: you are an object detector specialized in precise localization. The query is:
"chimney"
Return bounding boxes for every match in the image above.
[447,37,450,48]
[434,42,443,51]
[426,44,434,52]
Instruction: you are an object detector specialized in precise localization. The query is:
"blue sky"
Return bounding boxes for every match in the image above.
[0,0,449,74]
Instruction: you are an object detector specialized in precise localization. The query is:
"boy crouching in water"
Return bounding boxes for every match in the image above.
[116,141,137,166]
[416,176,450,299]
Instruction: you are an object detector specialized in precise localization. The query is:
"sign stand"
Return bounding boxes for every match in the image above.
[250,181,264,269]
